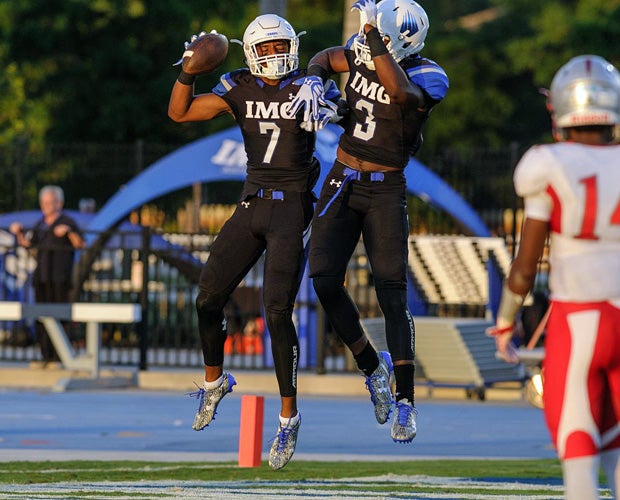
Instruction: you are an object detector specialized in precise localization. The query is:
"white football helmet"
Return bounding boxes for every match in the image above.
[354,0,429,70]
[550,55,620,140]
[241,14,300,79]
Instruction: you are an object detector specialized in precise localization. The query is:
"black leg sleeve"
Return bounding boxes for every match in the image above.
[313,275,365,346]
[265,308,299,397]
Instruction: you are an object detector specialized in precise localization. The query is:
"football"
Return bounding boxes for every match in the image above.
[182,32,229,76]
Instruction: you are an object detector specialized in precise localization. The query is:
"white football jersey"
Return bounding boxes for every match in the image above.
[514,142,620,301]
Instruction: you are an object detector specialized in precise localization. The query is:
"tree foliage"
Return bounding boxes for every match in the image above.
[3,0,620,209]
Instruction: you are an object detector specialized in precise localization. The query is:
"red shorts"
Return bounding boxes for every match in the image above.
[543,300,620,459]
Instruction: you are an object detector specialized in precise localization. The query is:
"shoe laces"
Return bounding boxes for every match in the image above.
[187,382,209,409]
[274,419,298,452]
[397,401,414,426]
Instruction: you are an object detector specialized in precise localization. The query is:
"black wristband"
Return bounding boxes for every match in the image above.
[366,27,389,57]
[177,71,196,85]
[307,64,329,83]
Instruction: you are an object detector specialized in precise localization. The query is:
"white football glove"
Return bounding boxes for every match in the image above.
[290,76,326,124]
[352,0,377,28]
[173,30,219,66]
[300,100,339,132]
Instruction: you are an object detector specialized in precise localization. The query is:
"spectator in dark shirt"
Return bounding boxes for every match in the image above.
[10,185,85,362]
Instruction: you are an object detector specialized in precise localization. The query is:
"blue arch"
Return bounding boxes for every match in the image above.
[87,124,490,237]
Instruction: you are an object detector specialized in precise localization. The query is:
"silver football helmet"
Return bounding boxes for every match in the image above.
[241,14,300,79]
[354,0,429,70]
[550,55,620,140]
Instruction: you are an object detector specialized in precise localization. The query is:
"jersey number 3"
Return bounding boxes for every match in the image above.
[352,99,376,142]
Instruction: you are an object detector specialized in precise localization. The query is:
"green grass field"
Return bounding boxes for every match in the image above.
[0,459,611,500]
[0,458,563,483]
[2,458,605,499]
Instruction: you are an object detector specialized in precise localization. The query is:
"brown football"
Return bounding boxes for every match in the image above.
[182,32,229,76]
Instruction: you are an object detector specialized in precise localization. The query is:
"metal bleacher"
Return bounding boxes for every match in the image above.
[362,316,526,399]
[364,235,525,398]
[408,235,513,315]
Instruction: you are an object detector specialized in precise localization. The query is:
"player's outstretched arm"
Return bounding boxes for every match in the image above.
[168,31,231,123]
[168,83,230,123]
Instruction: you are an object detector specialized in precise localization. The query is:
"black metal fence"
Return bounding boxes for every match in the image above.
[0,140,525,236]
[0,228,386,372]
[0,140,528,372]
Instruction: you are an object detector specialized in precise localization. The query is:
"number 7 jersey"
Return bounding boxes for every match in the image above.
[514,142,620,301]
[213,68,340,193]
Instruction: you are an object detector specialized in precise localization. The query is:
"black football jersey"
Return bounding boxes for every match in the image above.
[338,40,449,169]
[214,69,339,192]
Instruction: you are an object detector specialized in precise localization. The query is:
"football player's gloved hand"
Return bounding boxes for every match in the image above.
[352,0,377,28]
[300,100,338,132]
[485,324,519,364]
[290,76,326,124]
[173,30,219,66]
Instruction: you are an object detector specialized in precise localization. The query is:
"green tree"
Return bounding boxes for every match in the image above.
[5,0,620,213]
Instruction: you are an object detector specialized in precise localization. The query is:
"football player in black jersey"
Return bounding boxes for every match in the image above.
[169,14,340,470]
[291,0,449,443]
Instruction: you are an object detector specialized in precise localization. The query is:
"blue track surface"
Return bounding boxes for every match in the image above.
[0,389,556,461]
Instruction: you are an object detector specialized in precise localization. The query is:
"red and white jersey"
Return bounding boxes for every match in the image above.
[514,141,620,301]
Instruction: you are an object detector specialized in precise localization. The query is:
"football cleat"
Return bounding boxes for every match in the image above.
[365,350,394,424]
[187,372,236,431]
[268,413,301,470]
[391,399,417,443]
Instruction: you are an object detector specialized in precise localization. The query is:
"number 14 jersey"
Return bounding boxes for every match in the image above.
[515,142,620,301]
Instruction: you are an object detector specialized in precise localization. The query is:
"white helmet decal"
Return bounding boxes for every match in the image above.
[354,0,429,70]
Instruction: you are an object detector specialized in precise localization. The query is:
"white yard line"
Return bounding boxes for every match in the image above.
[0,477,594,500]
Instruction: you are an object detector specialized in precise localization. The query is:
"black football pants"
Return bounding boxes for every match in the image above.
[309,161,415,364]
[196,191,313,397]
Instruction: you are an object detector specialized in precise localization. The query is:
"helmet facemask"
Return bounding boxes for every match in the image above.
[237,14,301,79]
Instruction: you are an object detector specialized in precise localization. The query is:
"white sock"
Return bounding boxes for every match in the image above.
[562,455,600,500]
[279,411,300,426]
[601,448,620,498]
[204,374,224,390]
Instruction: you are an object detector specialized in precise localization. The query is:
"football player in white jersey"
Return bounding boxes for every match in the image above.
[488,55,620,500]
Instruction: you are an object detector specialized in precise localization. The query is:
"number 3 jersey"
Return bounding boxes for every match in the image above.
[514,142,620,301]
[213,68,340,195]
[338,36,449,169]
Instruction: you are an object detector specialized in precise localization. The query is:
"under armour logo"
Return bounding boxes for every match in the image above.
[241,201,250,208]
[289,93,295,100]
[330,178,342,188]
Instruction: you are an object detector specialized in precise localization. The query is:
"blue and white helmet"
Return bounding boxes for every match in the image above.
[354,0,429,70]
[550,55,620,140]
[241,14,300,79]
